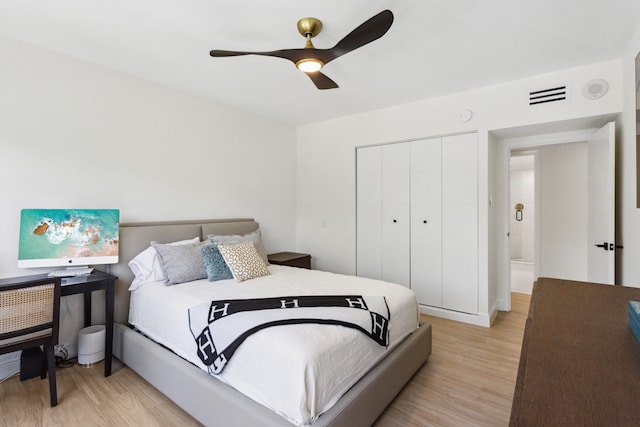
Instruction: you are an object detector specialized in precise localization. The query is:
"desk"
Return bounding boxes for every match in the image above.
[0,271,117,377]
[60,270,117,377]
[510,278,640,426]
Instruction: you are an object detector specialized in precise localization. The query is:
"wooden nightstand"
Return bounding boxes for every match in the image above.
[267,252,311,269]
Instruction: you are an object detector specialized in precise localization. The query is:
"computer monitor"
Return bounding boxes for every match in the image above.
[18,209,119,269]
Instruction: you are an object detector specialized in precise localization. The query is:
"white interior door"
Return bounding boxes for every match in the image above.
[410,137,442,305]
[382,143,411,287]
[586,122,616,284]
[441,133,478,314]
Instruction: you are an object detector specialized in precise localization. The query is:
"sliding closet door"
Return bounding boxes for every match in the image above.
[410,137,442,305]
[356,146,383,280]
[381,143,410,287]
[441,133,478,314]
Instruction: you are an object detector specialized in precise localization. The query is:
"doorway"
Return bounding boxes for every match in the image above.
[507,141,589,294]
[495,118,617,313]
[509,152,535,294]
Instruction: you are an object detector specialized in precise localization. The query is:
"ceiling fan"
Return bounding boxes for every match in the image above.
[209,10,394,90]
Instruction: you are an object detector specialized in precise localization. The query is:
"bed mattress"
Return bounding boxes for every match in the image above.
[128,265,418,426]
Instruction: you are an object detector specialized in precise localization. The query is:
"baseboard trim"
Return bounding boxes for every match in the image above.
[489,299,500,325]
[0,352,20,382]
[419,304,491,327]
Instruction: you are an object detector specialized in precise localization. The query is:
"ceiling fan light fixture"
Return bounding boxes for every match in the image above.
[296,58,324,73]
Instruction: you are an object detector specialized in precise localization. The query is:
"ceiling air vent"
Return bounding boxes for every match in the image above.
[529,85,567,105]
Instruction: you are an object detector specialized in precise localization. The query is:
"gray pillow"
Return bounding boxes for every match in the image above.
[151,241,207,285]
[201,244,234,282]
[207,229,269,264]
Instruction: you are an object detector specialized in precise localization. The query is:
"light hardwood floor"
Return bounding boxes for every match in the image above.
[374,292,530,427]
[0,293,530,427]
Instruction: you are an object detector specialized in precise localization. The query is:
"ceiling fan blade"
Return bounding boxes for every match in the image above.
[211,48,312,64]
[210,50,254,57]
[212,48,337,89]
[306,71,339,90]
[325,10,394,64]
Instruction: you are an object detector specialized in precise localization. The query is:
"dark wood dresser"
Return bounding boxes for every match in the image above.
[510,277,640,426]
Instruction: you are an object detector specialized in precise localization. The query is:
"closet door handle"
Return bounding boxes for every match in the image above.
[423,220,428,224]
[393,219,397,223]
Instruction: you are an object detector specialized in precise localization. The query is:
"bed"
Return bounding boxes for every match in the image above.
[110,218,432,427]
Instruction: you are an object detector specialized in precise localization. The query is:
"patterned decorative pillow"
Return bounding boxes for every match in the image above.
[218,241,271,282]
[201,244,234,282]
[151,241,207,285]
[207,229,269,265]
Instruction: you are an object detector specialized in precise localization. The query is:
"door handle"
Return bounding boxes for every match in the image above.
[594,242,621,251]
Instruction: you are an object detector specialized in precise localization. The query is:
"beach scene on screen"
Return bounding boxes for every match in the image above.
[19,209,119,260]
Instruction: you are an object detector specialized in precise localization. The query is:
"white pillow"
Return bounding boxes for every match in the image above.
[128,237,200,291]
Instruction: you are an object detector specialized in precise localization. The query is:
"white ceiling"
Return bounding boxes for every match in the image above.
[1,0,639,126]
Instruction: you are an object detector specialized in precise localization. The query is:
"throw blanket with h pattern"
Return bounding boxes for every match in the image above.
[189,295,390,375]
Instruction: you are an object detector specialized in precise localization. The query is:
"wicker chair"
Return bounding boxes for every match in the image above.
[0,276,62,406]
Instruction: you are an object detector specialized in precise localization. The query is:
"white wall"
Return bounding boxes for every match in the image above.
[0,35,297,375]
[620,21,640,287]
[0,34,297,280]
[297,59,623,322]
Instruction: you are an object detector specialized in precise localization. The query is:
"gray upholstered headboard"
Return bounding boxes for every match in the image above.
[109,218,259,324]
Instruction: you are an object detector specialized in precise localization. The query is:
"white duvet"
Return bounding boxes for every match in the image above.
[128,265,418,426]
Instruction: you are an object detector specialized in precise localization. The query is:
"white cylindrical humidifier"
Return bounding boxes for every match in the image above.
[77,325,106,366]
